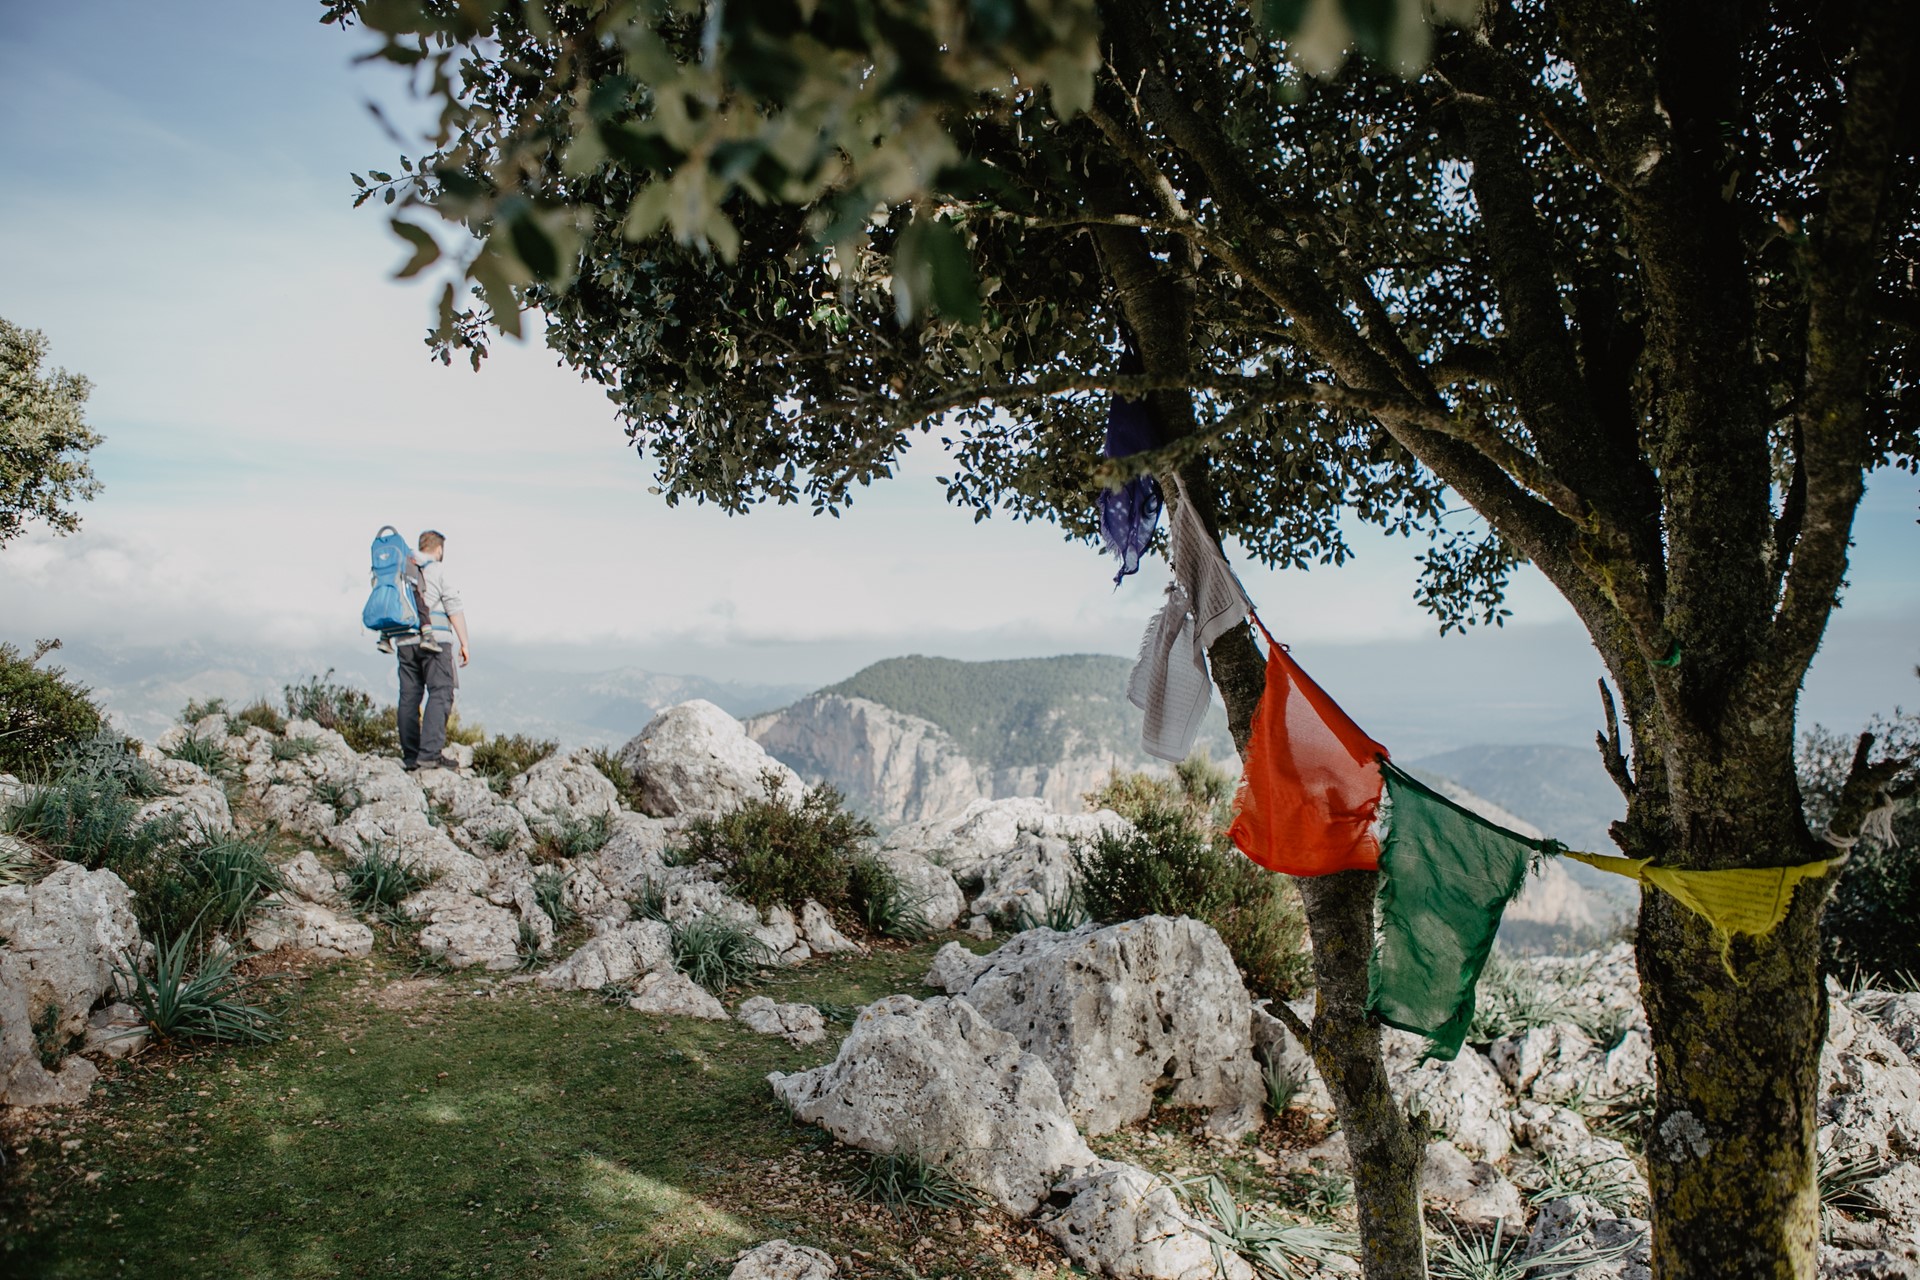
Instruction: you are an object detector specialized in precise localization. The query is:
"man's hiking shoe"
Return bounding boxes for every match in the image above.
[376,635,395,654]
[416,631,443,653]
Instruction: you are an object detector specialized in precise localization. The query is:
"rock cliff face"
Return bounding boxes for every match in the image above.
[747,693,1129,827]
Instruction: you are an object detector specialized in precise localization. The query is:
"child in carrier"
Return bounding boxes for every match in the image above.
[365,526,442,654]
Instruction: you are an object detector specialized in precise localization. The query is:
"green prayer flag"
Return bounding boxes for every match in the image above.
[1368,763,1541,1059]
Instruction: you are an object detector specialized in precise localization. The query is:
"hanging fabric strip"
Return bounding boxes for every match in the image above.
[1368,761,1540,1061]
[1097,349,1163,586]
[1127,582,1214,762]
[1227,619,1388,876]
[1559,849,1833,944]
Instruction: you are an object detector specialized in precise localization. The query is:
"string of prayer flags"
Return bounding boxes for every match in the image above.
[1561,849,1834,956]
[1367,762,1541,1060]
[1228,620,1388,876]
[1098,351,1163,586]
[1126,485,1252,762]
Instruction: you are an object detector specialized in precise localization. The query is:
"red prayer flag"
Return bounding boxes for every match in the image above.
[1228,631,1388,876]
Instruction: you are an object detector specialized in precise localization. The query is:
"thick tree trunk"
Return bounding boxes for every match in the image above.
[1636,732,1829,1280]
[1209,623,1429,1280]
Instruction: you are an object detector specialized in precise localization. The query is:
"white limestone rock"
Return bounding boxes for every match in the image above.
[245,895,375,961]
[1509,1101,1648,1209]
[402,890,523,970]
[0,862,140,1105]
[1819,1246,1920,1279]
[926,916,1264,1137]
[884,797,1053,888]
[798,898,863,956]
[419,766,529,851]
[969,830,1081,926]
[1384,1031,1514,1162]
[278,850,347,907]
[589,813,685,900]
[737,996,827,1046]
[1866,993,1920,1064]
[728,1239,838,1280]
[1491,1021,1653,1109]
[135,782,234,841]
[510,748,622,826]
[537,921,672,991]
[1422,1141,1525,1228]
[1522,1195,1650,1280]
[925,940,992,992]
[1039,1159,1255,1280]
[82,1002,148,1060]
[870,845,966,931]
[1,773,30,808]
[663,879,761,930]
[769,993,1096,1215]
[617,700,804,818]
[627,969,730,1020]
[1823,981,1920,1161]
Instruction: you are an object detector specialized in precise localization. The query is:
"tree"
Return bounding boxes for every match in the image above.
[334,2,1920,1276]
[0,317,103,547]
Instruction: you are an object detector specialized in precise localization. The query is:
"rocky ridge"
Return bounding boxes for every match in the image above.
[3,698,1917,1279]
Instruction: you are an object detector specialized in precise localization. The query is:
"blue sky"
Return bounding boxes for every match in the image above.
[1,1,1914,749]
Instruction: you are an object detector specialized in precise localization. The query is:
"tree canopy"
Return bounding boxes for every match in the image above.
[0,317,103,548]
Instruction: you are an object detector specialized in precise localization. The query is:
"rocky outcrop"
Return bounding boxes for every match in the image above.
[617,700,804,818]
[245,895,374,961]
[402,890,524,971]
[536,920,672,991]
[925,917,1265,1137]
[0,862,141,1106]
[770,994,1095,1215]
[627,969,729,1020]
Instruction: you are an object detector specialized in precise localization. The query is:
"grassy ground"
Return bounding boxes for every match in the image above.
[0,931,1098,1280]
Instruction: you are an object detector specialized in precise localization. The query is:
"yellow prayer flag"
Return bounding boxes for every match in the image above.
[1561,850,1833,940]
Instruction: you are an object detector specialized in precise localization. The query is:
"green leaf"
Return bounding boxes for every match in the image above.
[469,245,523,339]
[923,221,981,326]
[508,212,560,280]
[390,219,442,280]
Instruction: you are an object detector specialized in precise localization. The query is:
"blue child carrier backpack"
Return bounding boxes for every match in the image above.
[362,526,420,638]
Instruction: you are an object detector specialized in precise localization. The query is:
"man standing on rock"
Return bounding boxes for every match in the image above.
[395,529,469,772]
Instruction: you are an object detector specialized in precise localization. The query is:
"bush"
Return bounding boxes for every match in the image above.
[185,833,283,933]
[847,854,931,940]
[847,1151,983,1212]
[1076,767,1310,1001]
[588,747,647,810]
[1803,716,1920,986]
[532,810,614,864]
[0,640,105,779]
[115,928,282,1045]
[668,913,772,993]
[3,748,176,871]
[166,734,237,780]
[179,696,229,724]
[230,698,287,735]
[677,776,875,912]
[473,732,557,784]
[345,844,432,919]
[0,832,39,884]
[283,670,396,756]
[269,735,322,762]
[532,867,575,929]
[444,712,486,748]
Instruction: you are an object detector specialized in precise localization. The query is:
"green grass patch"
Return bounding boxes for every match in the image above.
[0,938,1061,1279]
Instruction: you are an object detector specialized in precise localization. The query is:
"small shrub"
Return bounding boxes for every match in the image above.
[231,698,287,735]
[309,777,362,819]
[1519,1149,1645,1217]
[1469,949,1583,1042]
[345,844,431,919]
[847,1150,983,1213]
[847,853,930,940]
[472,732,557,784]
[0,832,41,884]
[0,639,107,780]
[166,734,237,779]
[283,670,396,756]
[115,929,282,1045]
[1075,781,1310,1000]
[480,825,516,853]
[1009,883,1089,932]
[588,747,647,810]
[4,755,176,872]
[179,696,230,724]
[677,776,875,912]
[1263,1059,1304,1117]
[532,809,614,863]
[632,877,669,922]
[1426,1216,1639,1280]
[532,867,575,929]
[1181,1175,1356,1278]
[185,833,283,933]
[668,912,771,993]
[1819,1142,1887,1221]
[56,730,164,798]
[269,735,322,762]
[1280,1169,1354,1221]
[444,712,486,748]
[515,918,544,969]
